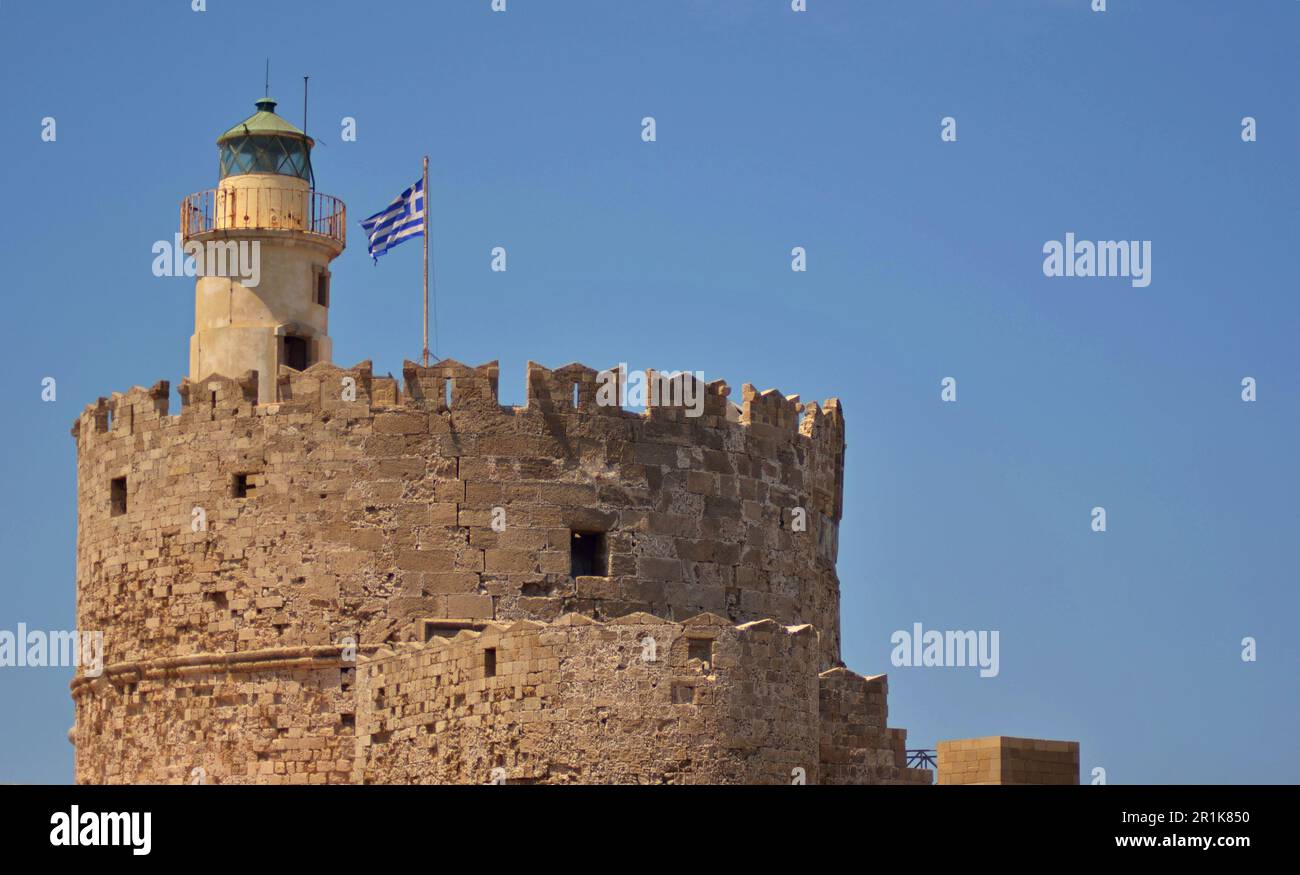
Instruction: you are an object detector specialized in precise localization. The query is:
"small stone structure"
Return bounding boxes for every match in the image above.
[937,736,1080,785]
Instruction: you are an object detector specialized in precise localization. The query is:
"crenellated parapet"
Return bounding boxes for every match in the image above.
[740,382,803,432]
[402,359,501,412]
[74,360,843,450]
[525,361,602,414]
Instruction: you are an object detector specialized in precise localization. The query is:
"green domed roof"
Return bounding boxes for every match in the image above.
[217,97,313,147]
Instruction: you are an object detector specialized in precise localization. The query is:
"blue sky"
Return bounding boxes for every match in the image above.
[1,0,1296,783]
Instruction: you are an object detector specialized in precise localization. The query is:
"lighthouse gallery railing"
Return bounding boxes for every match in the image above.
[181,188,346,247]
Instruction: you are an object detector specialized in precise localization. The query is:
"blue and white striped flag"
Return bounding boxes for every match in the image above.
[360,177,425,262]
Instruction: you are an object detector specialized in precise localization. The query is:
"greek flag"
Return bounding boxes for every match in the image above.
[360,177,425,262]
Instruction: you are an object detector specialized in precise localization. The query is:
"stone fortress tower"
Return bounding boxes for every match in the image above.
[69,100,1076,785]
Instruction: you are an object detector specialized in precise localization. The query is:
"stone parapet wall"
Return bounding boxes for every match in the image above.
[70,611,930,785]
[71,358,847,682]
[71,647,355,784]
[355,612,822,784]
[817,668,929,784]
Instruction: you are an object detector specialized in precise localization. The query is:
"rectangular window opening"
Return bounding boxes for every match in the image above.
[484,648,497,678]
[422,619,488,642]
[570,530,608,577]
[688,637,713,665]
[232,472,256,499]
[315,270,330,307]
[283,335,309,371]
[110,477,127,517]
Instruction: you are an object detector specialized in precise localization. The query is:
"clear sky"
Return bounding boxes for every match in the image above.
[0,0,1295,784]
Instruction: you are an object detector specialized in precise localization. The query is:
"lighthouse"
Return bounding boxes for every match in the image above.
[182,96,346,403]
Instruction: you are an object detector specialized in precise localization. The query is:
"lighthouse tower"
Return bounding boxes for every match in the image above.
[182,97,346,403]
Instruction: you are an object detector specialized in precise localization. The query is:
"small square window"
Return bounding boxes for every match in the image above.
[570,530,607,577]
[688,638,713,665]
[232,473,256,499]
[110,477,127,517]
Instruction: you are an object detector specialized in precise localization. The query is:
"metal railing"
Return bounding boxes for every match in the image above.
[181,187,346,247]
[906,749,938,770]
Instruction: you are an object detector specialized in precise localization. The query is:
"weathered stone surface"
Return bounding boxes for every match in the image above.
[69,361,929,784]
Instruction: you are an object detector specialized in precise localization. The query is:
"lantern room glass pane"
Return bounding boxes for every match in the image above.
[219,136,311,181]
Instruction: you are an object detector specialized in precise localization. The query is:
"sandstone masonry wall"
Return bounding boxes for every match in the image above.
[356,612,821,784]
[72,653,353,784]
[818,668,932,785]
[71,359,849,782]
[937,736,1080,785]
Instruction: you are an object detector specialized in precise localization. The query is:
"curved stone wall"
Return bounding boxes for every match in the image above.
[71,358,845,665]
[356,612,821,785]
[71,650,353,784]
[70,357,848,780]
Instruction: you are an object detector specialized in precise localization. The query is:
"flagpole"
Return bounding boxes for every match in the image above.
[422,155,430,367]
